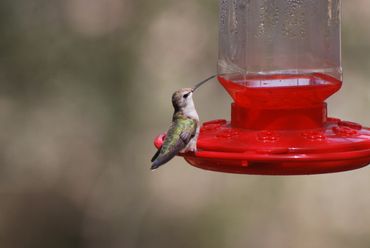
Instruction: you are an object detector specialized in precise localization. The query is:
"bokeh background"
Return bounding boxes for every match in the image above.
[0,0,370,247]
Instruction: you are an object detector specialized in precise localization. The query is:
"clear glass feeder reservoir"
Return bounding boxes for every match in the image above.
[154,0,370,175]
[218,0,343,130]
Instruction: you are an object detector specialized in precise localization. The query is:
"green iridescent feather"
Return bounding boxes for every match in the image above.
[151,112,197,168]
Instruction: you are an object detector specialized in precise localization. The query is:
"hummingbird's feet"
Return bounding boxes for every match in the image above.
[186,140,197,152]
[181,140,197,153]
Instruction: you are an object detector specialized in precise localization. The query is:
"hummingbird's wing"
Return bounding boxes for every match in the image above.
[151,117,197,170]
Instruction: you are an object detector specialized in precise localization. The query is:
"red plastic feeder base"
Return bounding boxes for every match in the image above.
[154,118,370,175]
[154,74,370,175]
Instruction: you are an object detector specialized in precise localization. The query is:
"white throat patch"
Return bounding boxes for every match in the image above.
[183,97,199,120]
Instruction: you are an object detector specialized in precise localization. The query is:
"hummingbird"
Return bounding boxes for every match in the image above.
[151,75,217,170]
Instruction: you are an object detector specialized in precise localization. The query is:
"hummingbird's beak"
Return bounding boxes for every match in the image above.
[191,74,217,92]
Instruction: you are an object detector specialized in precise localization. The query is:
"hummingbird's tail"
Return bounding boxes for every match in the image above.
[151,152,175,170]
[151,161,161,171]
[151,159,164,171]
[151,149,160,162]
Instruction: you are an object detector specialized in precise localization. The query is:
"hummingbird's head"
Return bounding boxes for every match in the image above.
[172,88,194,111]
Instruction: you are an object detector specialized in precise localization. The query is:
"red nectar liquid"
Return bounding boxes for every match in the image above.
[218,73,342,109]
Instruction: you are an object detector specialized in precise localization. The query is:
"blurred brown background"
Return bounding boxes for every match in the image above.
[0,0,370,248]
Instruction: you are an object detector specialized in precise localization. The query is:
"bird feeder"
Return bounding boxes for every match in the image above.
[154,0,370,175]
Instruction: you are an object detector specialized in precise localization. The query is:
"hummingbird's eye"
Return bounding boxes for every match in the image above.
[183,93,189,98]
